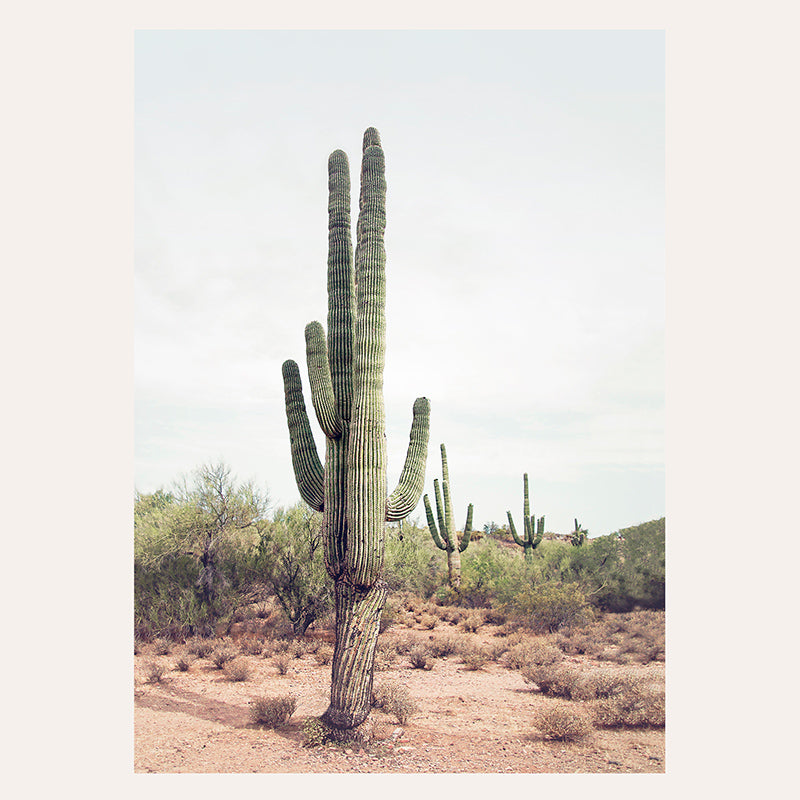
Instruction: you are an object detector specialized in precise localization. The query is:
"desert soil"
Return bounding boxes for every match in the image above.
[134,623,665,774]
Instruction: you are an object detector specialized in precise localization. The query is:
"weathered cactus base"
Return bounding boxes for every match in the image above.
[322,579,388,730]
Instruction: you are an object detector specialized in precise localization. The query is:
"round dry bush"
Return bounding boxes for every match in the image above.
[408,645,434,670]
[427,632,460,658]
[211,646,237,669]
[250,694,298,728]
[273,653,292,675]
[533,703,594,742]
[592,684,665,728]
[506,640,564,671]
[152,638,172,656]
[223,658,251,682]
[239,638,264,656]
[460,645,489,671]
[459,610,485,633]
[174,654,195,672]
[523,663,584,699]
[572,669,638,701]
[187,637,215,659]
[372,681,418,725]
[143,660,168,684]
[419,613,437,630]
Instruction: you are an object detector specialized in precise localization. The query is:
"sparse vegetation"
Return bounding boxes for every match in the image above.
[249,694,298,728]
[372,681,418,724]
[533,703,594,741]
[223,658,251,682]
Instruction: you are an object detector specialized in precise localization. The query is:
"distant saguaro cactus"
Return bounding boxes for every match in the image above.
[507,473,544,560]
[282,127,430,731]
[570,518,588,547]
[423,443,473,589]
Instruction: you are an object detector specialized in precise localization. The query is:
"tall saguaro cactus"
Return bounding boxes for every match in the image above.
[423,443,473,589]
[507,473,544,560]
[282,128,430,731]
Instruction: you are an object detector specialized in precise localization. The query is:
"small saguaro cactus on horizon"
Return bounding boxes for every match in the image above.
[507,473,544,560]
[570,518,588,547]
[423,443,473,589]
[281,127,430,732]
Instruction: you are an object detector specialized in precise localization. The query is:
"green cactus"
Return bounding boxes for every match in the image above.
[282,128,430,731]
[507,473,544,560]
[423,443,473,589]
[570,518,588,547]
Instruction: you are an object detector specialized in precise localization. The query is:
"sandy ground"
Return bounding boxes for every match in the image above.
[134,623,665,774]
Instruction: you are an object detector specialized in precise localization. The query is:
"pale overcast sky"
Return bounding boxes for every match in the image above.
[135,29,664,536]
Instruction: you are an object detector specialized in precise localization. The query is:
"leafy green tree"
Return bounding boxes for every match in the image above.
[252,503,332,636]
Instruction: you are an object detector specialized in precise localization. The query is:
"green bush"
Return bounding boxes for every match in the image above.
[499,581,594,633]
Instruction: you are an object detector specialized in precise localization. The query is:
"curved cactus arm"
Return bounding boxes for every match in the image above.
[433,479,452,550]
[459,503,474,552]
[386,397,431,521]
[281,359,325,511]
[507,510,525,547]
[424,493,447,550]
[305,322,342,438]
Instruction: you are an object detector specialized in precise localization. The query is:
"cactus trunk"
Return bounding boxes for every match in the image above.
[282,128,429,732]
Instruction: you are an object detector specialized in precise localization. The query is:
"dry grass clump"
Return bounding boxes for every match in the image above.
[273,653,292,675]
[459,610,486,633]
[174,654,195,672]
[408,645,434,670]
[372,681,418,724]
[427,632,461,658]
[223,657,251,682]
[459,642,489,671]
[186,637,215,659]
[143,660,168,684]
[506,639,564,671]
[249,694,298,728]
[152,638,172,656]
[532,703,594,742]
[418,612,437,630]
[211,645,237,669]
[590,675,665,728]
[239,637,265,656]
[522,663,584,699]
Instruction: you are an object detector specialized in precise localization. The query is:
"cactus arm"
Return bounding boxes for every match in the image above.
[281,359,325,511]
[533,515,545,548]
[424,493,447,550]
[386,397,431,521]
[305,321,342,438]
[507,510,526,547]
[459,503,474,552]
[326,149,355,422]
[433,478,452,550]
[346,134,388,587]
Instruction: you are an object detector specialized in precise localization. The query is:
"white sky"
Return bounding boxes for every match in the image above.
[135,29,664,536]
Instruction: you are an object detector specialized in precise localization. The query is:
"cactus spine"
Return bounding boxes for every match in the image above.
[507,473,544,560]
[423,443,473,589]
[282,128,430,730]
[571,518,588,547]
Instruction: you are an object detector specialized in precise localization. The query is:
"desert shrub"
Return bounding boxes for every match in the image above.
[427,632,460,658]
[372,681,418,724]
[239,638,264,656]
[302,717,330,747]
[388,632,417,656]
[533,703,593,741]
[253,602,273,620]
[143,660,168,684]
[289,640,307,659]
[383,523,447,597]
[211,645,237,669]
[459,610,485,633]
[152,637,172,655]
[522,663,584,699]
[499,582,594,633]
[223,658,251,682]
[187,637,215,659]
[314,645,334,666]
[273,653,292,675]
[408,645,434,670]
[459,642,489,671]
[419,613,437,630]
[506,640,564,670]
[589,673,665,728]
[174,654,195,672]
[380,599,397,633]
[249,694,298,728]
